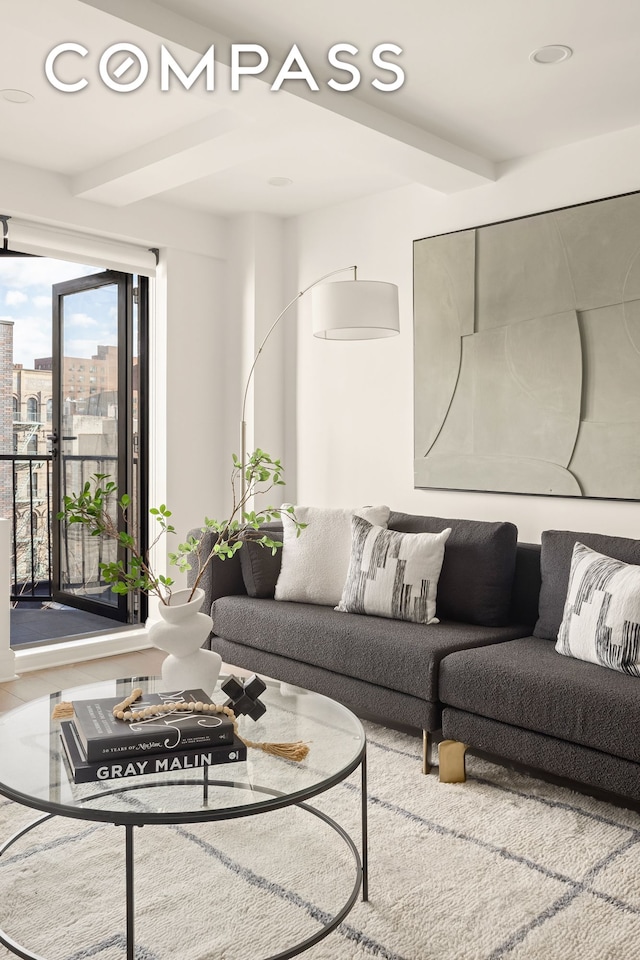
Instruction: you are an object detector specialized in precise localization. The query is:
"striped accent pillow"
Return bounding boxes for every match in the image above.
[556,541,640,675]
[336,516,451,624]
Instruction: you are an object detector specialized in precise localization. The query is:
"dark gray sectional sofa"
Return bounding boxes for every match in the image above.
[188,513,640,804]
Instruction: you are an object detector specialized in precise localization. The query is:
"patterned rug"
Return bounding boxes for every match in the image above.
[0,721,639,960]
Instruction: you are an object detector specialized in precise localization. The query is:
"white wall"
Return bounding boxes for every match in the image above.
[228,214,300,511]
[0,520,16,680]
[229,216,285,466]
[152,249,229,564]
[286,125,640,543]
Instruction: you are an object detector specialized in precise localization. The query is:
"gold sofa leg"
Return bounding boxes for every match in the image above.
[438,740,468,783]
[422,730,430,775]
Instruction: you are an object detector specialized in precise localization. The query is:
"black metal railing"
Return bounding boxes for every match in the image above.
[0,453,119,603]
[0,453,53,602]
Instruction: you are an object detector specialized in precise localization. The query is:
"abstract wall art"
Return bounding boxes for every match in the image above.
[413,191,640,500]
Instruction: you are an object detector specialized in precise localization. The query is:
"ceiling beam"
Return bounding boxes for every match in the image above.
[77,0,496,194]
[72,111,248,205]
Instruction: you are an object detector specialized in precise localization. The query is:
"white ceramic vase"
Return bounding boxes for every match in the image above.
[148,587,222,697]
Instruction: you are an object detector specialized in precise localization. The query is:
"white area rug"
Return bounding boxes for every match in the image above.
[1,721,640,960]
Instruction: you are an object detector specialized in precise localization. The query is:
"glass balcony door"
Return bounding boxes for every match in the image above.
[51,271,133,620]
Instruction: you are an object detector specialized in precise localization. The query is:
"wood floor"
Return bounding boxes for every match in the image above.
[0,648,247,715]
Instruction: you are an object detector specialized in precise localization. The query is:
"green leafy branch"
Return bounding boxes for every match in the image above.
[57,450,305,605]
[57,474,177,603]
[174,449,306,598]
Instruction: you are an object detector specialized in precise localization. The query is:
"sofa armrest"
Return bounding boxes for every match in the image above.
[185,527,247,617]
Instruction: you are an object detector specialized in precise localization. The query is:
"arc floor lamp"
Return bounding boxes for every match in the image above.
[240,264,400,496]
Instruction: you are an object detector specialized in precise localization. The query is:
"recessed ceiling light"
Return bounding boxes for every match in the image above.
[268,177,293,187]
[529,45,573,65]
[1,89,34,104]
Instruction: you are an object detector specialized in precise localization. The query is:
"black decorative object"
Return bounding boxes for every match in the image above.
[221,674,267,721]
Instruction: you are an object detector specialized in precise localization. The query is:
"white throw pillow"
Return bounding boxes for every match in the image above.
[274,504,390,606]
[555,541,640,676]
[336,516,451,624]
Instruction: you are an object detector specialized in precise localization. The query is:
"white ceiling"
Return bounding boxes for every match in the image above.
[1,0,640,218]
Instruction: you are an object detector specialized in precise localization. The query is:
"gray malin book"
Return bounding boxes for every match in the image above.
[72,688,235,762]
[60,720,246,784]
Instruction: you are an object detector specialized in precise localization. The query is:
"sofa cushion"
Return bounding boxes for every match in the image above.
[274,504,390,606]
[240,522,284,599]
[555,542,640,675]
[388,512,518,626]
[439,635,640,764]
[336,517,450,624]
[534,530,640,640]
[212,596,534,702]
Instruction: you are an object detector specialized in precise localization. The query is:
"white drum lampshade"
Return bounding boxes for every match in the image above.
[311,279,400,340]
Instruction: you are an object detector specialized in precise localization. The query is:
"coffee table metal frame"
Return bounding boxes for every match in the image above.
[0,683,368,960]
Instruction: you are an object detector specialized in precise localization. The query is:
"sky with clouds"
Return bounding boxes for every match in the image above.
[0,258,115,368]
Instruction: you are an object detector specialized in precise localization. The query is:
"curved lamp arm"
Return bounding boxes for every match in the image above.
[240,264,356,496]
[241,264,356,425]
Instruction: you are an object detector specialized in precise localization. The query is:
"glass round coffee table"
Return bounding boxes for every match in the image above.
[0,675,367,960]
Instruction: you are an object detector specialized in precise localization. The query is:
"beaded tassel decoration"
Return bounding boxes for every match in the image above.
[52,702,74,719]
[53,687,309,762]
[113,688,309,762]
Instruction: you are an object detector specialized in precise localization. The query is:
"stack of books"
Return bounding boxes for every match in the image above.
[60,688,246,783]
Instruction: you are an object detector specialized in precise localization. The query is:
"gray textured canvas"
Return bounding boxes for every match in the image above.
[413,230,475,456]
[414,191,640,499]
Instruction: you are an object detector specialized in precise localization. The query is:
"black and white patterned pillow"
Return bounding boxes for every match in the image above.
[556,542,640,675]
[336,516,451,624]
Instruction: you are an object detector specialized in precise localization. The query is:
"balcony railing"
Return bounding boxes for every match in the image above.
[0,453,53,602]
[0,453,119,603]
